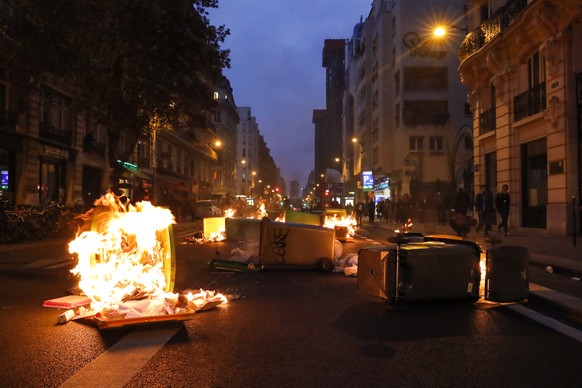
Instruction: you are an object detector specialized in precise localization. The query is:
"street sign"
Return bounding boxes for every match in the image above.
[362,171,374,191]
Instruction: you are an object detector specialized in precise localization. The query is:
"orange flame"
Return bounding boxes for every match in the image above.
[323,214,358,238]
[68,192,226,317]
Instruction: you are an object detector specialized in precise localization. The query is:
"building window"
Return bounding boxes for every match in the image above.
[372,146,379,164]
[372,118,379,143]
[429,136,443,152]
[213,92,219,100]
[372,89,379,110]
[403,101,448,125]
[214,111,221,122]
[395,102,400,128]
[409,136,423,151]
[403,67,447,91]
[394,71,400,98]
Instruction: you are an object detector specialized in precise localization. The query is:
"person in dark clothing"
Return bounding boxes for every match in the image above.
[474,185,494,236]
[436,192,447,225]
[355,202,364,226]
[453,187,470,215]
[132,179,151,205]
[450,188,471,238]
[367,198,376,224]
[495,184,511,237]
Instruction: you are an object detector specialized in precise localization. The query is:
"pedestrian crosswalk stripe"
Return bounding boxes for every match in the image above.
[22,258,70,269]
[507,304,582,343]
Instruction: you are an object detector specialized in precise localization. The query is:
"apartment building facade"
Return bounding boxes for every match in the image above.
[345,0,472,204]
[458,0,582,234]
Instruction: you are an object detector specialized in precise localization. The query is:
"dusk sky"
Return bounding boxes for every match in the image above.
[208,1,372,189]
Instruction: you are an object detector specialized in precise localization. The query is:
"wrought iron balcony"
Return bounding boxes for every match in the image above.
[459,0,527,61]
[514,83,546,122]
[479,108,496,135]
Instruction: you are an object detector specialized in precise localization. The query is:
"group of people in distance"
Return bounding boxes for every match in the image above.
[451,184,510,238]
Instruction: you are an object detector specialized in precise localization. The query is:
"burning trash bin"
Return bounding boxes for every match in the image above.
[60,192,226,329]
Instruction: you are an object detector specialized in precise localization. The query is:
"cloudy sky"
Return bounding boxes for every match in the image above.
[208,1,372,189]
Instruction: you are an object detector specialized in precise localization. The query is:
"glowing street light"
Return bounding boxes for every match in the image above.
[432,24,467,38]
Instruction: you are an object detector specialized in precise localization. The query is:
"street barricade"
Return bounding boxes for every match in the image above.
[259,219,336,271]
[358,240,481,303]
[284,210,322,226]
[225,217,262,241]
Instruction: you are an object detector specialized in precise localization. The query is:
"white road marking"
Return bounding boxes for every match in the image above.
[507,304,582,343]
[60,327,179,388]
[22,258,70,269]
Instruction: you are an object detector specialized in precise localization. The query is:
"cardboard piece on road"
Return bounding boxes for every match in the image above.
[43,295,92,309]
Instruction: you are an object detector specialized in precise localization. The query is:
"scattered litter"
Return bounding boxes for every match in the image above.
[335,253,359,276]
[571,277,581,281]
[43,295,91,309]
[546,265,554,274]
[57,309,76,324]
[344,266,358,277]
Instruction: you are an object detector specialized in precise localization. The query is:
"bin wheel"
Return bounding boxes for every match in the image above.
[320,259,335,272]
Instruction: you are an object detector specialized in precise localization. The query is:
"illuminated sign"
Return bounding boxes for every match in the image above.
[362,171,374,191]
[1,170,8,189]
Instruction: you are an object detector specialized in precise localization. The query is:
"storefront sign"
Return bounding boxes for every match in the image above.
[41,144,68,160]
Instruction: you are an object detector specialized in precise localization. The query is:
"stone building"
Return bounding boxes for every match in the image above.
[458,0,582,234]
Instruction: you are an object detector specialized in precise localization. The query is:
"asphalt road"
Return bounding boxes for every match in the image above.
[1,226,582,387]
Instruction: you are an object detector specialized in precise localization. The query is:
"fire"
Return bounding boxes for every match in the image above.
[223,202,267,219]
[401,218,413,232]
[323,214,358,238]
[68,192,226,319]
[207,228,226,242]
[256,203,268,219]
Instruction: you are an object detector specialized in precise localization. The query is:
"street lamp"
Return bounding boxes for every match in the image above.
[432,24,468,38]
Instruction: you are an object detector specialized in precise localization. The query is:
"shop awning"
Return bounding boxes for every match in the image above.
[122,166,151,181]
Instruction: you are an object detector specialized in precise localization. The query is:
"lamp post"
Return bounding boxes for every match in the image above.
[433,24,468,38]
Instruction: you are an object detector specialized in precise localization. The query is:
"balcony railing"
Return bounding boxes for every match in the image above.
[514,83,546,122]
[39,122,73,145]
[479,108,496,135]
[459,0,527,61]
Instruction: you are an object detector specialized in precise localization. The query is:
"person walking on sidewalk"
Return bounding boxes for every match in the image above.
[367,198,376,224]
[495,184,510,237]
[475,184,494,236]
